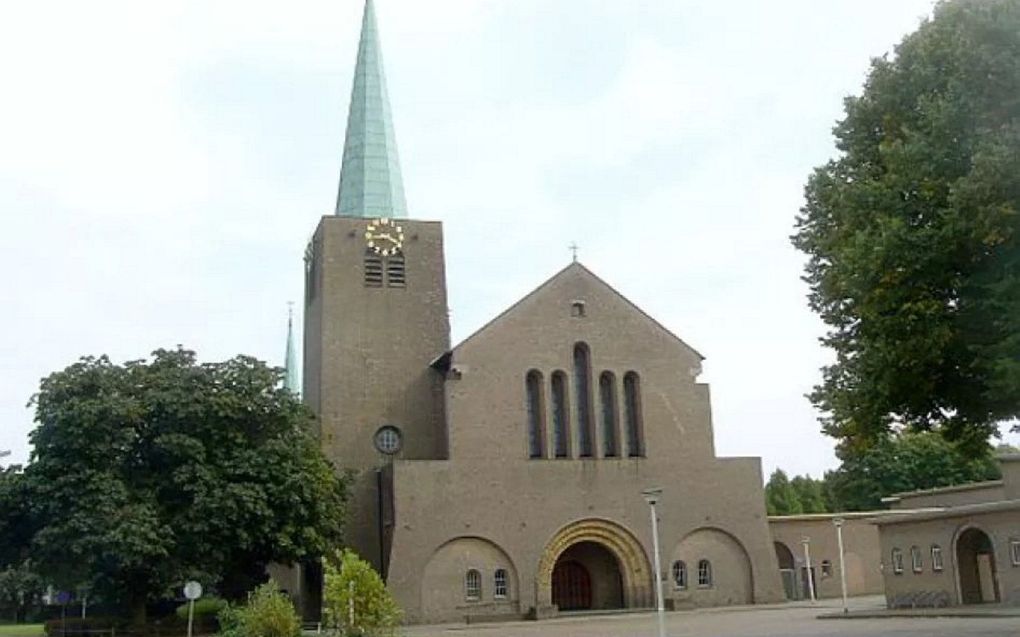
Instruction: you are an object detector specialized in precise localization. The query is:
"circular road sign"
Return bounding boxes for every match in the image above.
[184,581,203,600]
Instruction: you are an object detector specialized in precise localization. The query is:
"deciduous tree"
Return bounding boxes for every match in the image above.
[792,0,1020,455]
[23,348,348,622]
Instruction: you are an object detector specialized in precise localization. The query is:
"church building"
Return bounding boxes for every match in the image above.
[299,0,788,622]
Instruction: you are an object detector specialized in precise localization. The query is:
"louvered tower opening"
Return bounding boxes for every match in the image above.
[364,251,384,287]
[386,253,406,287]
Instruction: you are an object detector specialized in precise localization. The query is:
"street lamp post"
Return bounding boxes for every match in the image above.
[801,537,816,602]
[642,488,666,637]
[833,518,849,614]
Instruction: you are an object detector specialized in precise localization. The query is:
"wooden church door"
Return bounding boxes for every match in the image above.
[552,560,592,610]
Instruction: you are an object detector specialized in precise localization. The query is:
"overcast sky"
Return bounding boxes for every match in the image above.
[4,0,1012,476]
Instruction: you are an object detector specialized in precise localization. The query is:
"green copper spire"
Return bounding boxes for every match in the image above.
[336,0,407,219]
[284,304,299,395]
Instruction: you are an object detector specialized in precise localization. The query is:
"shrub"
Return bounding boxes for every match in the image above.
[175,598,227,622]
[216,583,299,637]
[323,550,400,637]
[43,617,115,637]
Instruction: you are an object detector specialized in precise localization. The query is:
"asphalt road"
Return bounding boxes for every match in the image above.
[403,597,1020,637]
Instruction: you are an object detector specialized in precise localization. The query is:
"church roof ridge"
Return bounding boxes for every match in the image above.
[335,0,408,219]
[443,261,704,362]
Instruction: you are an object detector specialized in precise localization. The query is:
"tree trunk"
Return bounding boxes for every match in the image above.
[130,598,147,627]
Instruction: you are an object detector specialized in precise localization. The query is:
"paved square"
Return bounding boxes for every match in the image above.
[403,598,1020,637]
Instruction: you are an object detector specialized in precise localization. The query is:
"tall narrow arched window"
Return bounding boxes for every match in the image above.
[624,372,643,457]
[551,371,569,458]
[573,343,593,457]
[599,372,618,457]
[526,370,545,459]
[671,560,687,590]
[465,569,481,601]
[697,560,712,587]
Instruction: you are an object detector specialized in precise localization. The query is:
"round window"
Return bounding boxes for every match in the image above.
[374,425,403,455]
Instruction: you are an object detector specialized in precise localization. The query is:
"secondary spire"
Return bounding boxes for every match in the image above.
[335,0,408,219]
[284,303,299,394]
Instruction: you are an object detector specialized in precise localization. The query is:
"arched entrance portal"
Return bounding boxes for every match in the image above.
[536,519,653,612]
[773,542,797,600]
[956,528,1000,604]
[552,542,623,611]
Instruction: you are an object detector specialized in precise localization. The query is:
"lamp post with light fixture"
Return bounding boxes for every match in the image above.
[801,536,816,602]
[642,488,666,637]
[833,517,849,614]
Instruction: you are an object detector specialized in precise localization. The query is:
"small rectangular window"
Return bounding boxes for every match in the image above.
[911,546,922,573]
[892,549,904,574]
[931,545,943,571]
[571,300,586,317]
[1011,541,1020,567]
[821,560,832,578]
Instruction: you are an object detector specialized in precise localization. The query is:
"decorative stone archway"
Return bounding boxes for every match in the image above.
[536,519,653,611]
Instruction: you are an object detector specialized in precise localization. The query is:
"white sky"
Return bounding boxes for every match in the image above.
[4,0,1013,476]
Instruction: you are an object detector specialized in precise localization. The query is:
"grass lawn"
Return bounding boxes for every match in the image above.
[0,625,44,637]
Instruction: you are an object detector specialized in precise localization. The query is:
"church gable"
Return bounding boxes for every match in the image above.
[442,262,716,462]
[450,262,703,366]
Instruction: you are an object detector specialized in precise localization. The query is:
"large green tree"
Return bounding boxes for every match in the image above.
[792,0,1020,455]
[21,348,347,622]
[825,432,1001,511]
[764,470,803,516]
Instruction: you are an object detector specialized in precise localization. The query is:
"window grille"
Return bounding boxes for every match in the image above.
[931,545,943,571]
[672,561,687,590]
[892,548,904,574]
[465,569,481,601]
[494,569,508,599]
[697,560,712,587]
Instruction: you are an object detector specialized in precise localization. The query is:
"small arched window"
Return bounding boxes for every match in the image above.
[526,370,545,459]
[599,372,618,457]
[574,343,594,457]
[465,569,481,601]
[623,372,643,457]
[551,371,570,458]
[697,560,712,588]
[671,560,687,590]
[494,568,508,599]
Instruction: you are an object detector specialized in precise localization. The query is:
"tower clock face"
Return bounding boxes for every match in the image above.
[364,218,404,256]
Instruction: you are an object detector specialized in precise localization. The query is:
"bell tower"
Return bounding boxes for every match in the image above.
[303,0,450,574]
